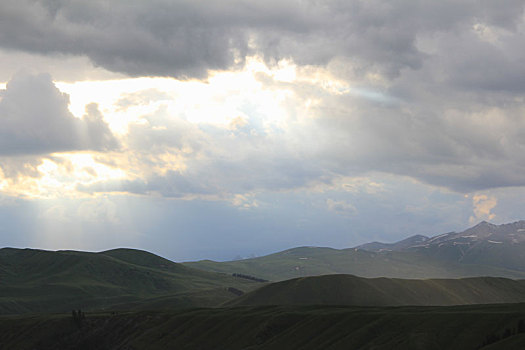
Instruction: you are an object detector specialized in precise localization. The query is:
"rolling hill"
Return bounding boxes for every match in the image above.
[185,221,525,281]
[228,274,525,307]
[0,247,261,314]
[2,240,525,348]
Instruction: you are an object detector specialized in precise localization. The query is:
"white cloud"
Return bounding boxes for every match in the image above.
[469,194,498,224]
[326,199,357,216]
[231,193,259,209]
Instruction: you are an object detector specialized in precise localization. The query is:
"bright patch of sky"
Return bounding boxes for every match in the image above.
[55,57,297,132]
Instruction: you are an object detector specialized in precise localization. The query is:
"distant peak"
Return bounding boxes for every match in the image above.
[475,220,493,227]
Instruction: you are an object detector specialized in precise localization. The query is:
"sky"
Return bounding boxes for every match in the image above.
[1,0,525,261]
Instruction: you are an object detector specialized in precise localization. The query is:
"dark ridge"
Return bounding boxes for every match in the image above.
[228,274,525,307]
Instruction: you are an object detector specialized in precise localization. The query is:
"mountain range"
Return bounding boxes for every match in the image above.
[186,220,525,280]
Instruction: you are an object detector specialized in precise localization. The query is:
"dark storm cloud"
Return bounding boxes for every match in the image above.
[4,1,525,194]
[0,73,118,156]
[2,0,523,80]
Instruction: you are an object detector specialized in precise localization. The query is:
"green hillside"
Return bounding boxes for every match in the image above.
[2,304,525,349]
[185,222,525,281]
[185,246,525,281]
[228,274,525,307]
[2,246,525,348]
[0,248,261,314]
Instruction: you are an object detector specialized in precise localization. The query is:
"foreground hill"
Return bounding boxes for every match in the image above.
[229,274,525,307]
[0,247,260,314]
[2,304,525,349]
[185,221,525,281]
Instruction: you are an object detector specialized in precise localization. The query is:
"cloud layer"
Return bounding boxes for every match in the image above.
[0,73,118,156]
[1,1,525,259]
[3,0,522,193]
[2,0,523,80]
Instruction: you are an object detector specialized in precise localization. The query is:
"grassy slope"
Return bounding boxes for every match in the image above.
[460,242,525,272]
[0,248,260,314]
[185,246,525,281]
[1,304,525,349]
[228,274,525,307]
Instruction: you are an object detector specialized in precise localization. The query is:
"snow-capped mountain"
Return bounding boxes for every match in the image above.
[356,220,525,272]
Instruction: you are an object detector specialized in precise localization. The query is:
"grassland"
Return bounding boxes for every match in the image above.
[2,304,525,349]
[228,274,525,307]
[0,247,261,314]
[3,247,525,348]
[3,247,525,315]
[185,246,525,281]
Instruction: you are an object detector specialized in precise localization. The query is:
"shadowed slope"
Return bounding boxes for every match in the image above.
[228,274,525,307]
[2,304,525,349]
[0,248,259,314]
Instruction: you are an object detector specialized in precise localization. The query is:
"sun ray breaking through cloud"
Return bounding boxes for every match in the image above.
[1,0,525,260]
